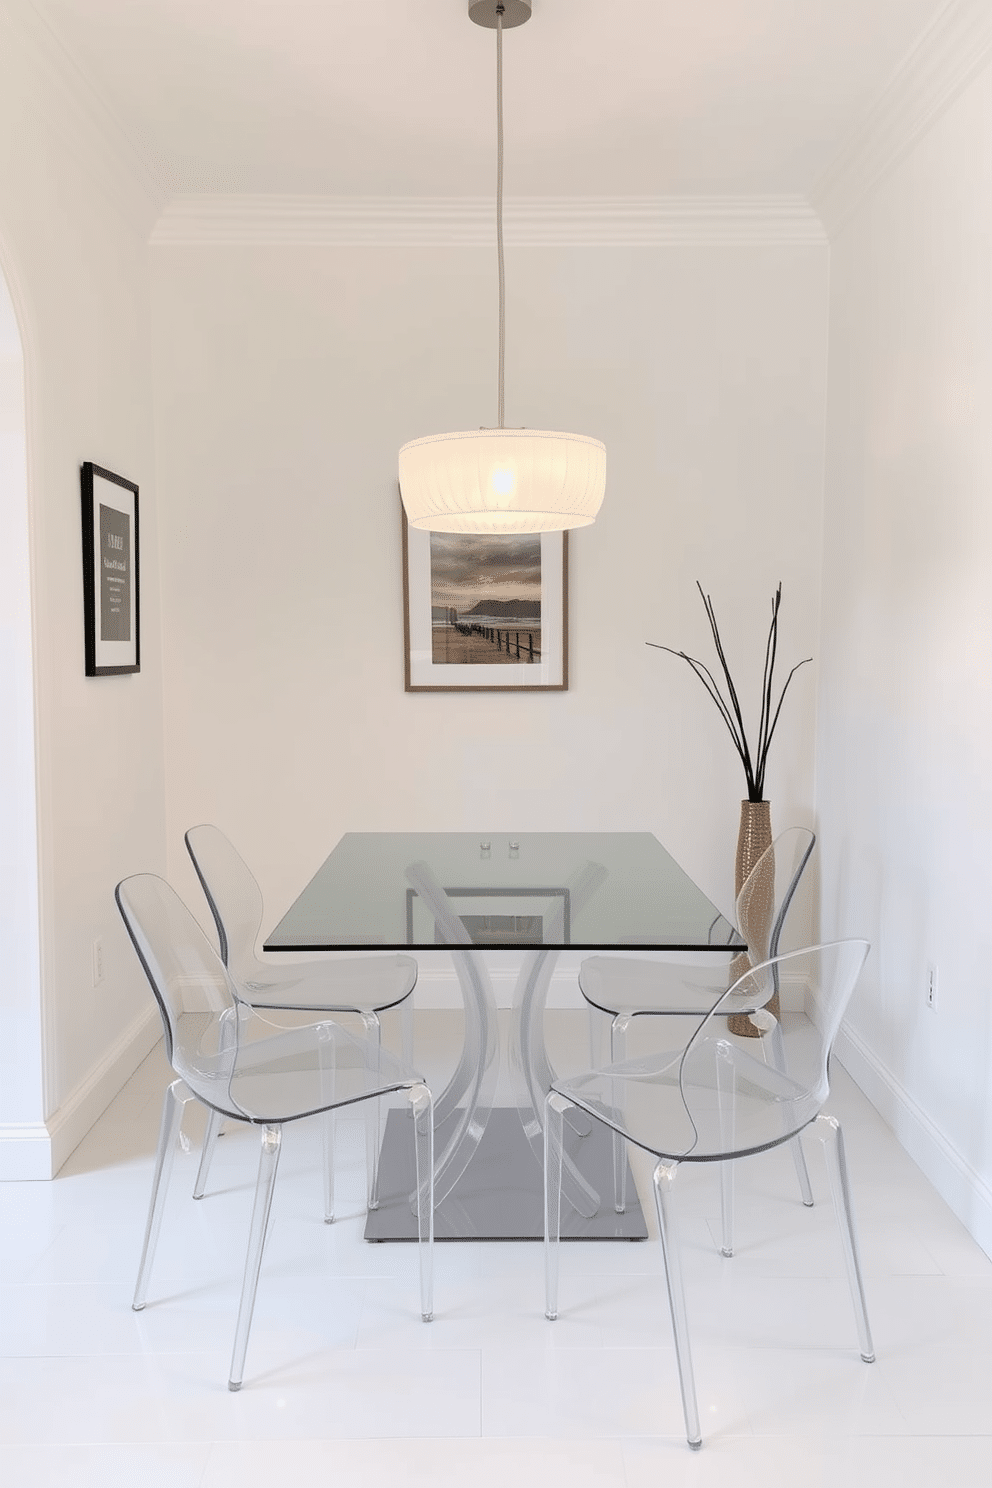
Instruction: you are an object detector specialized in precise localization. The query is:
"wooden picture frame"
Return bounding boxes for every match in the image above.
[402,506,568,692]
[81,462,140,676]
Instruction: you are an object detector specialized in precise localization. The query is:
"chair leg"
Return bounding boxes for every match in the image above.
[544,1090,571,1321]
[134,1079,195,1311]
[610,1014,632,1213]
[316,1021,336,1224]
[193,1004,239,1199]
[653,1159,702,1450]
[229,1124,283,1392]
[765,1019,815,1207]
[409,1082,435,1322]
[715,1039,736,1258]
[791,1132,815,1208]
[321,1110,335,1224]
[589,1005,610,1071]
[400,995,415,1072]
[192,1107,224,1200]
[814,1112,875,1363]
[361,1012,383,1210]
[719,1162,735,1260]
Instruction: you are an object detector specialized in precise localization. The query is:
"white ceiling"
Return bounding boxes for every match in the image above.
[31,0,946,197]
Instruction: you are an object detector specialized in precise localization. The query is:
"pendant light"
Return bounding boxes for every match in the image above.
[398,0,606,535]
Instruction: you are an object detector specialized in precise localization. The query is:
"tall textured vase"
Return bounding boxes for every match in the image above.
[729,799,774,1037]
[735,799,772,897]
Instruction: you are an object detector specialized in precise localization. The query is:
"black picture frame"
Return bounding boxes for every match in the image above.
[81,462,140,676]
[402,506,568,692]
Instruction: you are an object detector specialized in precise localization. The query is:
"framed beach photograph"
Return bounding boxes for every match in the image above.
[80,462,140,676]
[402,508,568,692]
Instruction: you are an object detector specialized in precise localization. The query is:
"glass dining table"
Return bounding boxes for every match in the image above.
[264,832,743,1242]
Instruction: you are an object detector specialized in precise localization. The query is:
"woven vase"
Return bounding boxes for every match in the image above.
[729,799,774,1037]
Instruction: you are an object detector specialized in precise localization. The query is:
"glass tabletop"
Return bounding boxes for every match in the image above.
[264,832,742,953]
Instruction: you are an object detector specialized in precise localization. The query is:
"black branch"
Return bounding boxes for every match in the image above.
[647,583,810,804]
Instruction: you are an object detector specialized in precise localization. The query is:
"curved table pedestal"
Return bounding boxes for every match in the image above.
[364,943,648,1242]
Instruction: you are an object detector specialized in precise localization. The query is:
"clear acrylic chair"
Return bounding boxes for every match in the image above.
[545,939,874,1449]
[116,873,433,1391]
[185,824,417,1212]
[579,828,816,1213]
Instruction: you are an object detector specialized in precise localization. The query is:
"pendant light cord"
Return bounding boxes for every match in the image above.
[496,6,505,429]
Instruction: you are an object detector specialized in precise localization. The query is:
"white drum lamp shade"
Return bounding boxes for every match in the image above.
[397,5,606,537]
[399,428,606,535]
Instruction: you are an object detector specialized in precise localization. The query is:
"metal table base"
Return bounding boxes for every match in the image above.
[365,1106,648,1242]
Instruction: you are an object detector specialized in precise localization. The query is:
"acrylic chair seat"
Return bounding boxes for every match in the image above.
[545,940,875,1450]
[185,824,417,1209]
[116,873,433,1391]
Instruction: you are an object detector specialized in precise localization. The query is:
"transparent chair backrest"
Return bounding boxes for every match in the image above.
[116,873,242,1110]
[185,824,266,979]
[679,939,870,1152]
[735,827,815,965]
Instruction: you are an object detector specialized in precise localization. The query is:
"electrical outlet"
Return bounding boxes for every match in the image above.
[926,963,938,1012]
[92,937,104,988]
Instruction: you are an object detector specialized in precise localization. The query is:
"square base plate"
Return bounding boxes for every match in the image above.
[365,1106,648,1242]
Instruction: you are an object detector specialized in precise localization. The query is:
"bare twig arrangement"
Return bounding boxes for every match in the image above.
[648,582,811,803]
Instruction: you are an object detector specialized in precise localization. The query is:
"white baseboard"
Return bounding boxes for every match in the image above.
[0,1121,55,1181]
[835,1019,992,1261]
[0,1005,162,1180]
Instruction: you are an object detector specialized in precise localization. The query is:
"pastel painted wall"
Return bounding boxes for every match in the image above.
[819,60,992,1246]
[0,10,167,1175]
[150,239,828,997]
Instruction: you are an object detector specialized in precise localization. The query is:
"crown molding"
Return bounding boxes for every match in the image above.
[2,4,169,236]
[9,2,989,253]
[150,194,826,248]
[812,0,992,236]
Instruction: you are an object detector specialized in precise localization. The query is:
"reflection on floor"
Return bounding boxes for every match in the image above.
[1,1010,991,1487]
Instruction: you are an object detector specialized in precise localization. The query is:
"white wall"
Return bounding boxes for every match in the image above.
[0,10,167,1176]
[151,238,828,996]
[819,60,992,1247]
[0,250,44,1164]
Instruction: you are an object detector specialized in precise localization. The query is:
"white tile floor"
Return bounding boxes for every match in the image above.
[3,1011,992,1486]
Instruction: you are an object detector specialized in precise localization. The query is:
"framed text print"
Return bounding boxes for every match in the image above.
[402,505,567,692]
[81,462,140,676]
